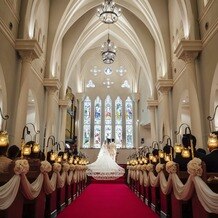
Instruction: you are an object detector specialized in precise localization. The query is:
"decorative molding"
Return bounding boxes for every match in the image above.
[0,17,15,47]
[15,39,43,61]
[199,0,215,23]
[156,79,173,95]
[4,0,20,23]
[75,93,85,102]
[174,40,202,63]
[59,99,70,107]
[202,18,218,47]
[147,99,158,110]
[131,93,140,102]
[43,78,62,91]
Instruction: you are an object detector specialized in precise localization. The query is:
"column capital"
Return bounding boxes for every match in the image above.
[156,79,173,95]
[131,92,140,102]
[43,78,61,91]
[75,92,85,102]
[147,99,158,110]
[59,99,71,108]
[174,39,202,63]
[15,39,43,62]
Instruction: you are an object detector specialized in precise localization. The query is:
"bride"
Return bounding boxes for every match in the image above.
[87,139,125,180]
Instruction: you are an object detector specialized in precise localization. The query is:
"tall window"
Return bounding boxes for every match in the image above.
[115,96,122,148]
[83,96,91,148]
[94,97,101,148]
[125,96,133,148]
[105,95,112,139]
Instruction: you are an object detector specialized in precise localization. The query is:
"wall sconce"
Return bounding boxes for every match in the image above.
[0,107,9,147]
[207,105,218,133]
[159,135,173,161]
[207,133,218,149]
[175,123,191,154]
[181,147,190,158]
[20,123,40,158]
[207,105,218,150]
[69,156,74,164]
[46,135,57,161]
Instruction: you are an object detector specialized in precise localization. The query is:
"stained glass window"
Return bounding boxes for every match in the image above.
[83,96,91,148]
[125,97,133,148]
[115,97,122,148]
[94,97,101,148]
[105,95,112,139]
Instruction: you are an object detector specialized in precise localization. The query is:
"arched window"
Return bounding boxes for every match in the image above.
[82,96,91,148]
[115,96,122,148]
[105,95,112,139]
[94,97,101,148]
[125,97,133,148]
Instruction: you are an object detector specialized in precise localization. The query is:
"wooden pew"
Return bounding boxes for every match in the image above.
[0,168,23,218]
[192,162,218,218]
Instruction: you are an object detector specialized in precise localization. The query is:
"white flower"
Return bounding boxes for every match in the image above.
[62,163,70,172]
[40,161,52,173]
[156,163,165,173]
[70,164,76,171]
[187,158,203,176]
[146,163,154,172]
[166,161,177,174]
[53,162,62,173]
[14,159,29,175]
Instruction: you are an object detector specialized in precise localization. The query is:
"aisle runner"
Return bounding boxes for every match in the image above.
[58,184,158,218]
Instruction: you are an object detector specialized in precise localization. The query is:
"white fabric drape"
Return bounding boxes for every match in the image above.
[128,158,218,214]
[0,175,20,210]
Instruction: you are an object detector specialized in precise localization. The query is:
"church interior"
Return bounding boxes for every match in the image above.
[0,0,218,217]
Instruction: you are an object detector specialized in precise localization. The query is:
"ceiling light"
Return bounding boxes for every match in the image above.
[97,0,122,24]
[101,34,116,64]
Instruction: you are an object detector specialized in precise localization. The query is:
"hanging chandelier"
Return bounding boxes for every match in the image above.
[101,34,117,64]
[97,0,122,24]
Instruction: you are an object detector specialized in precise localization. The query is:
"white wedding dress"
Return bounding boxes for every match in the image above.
[87,143,125,180]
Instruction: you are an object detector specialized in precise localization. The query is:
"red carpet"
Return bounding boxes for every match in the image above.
[57,184,158,218]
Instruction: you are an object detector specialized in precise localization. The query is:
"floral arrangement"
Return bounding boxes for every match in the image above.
[14,159,29,175]
[40,161,52,173]
[146,163,154,172]
[70,164,76,171]
[166,161,177,174]
[62,163,70,172]
[156,163,165,173]
[53,162,62,173]
[187,157,203,176]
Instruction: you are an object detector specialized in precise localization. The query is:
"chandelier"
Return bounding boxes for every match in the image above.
[97,0,122,24]
[101,34,117,64]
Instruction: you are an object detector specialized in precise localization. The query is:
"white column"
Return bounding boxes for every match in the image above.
[75,93,85,151]
[132,93,140,151]
[147,99,158,142]
[58,99,70,147]
[43,79,61,142]
[156,79,173,138]
[175,39,203,146]
[14,39,42,145]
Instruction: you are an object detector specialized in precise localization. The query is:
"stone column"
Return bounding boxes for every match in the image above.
[75,93,85,151]
[175,39,203,146]
[43,79,61,142]
[58,98,70,148]
[156,79,173,138]
[131,93,140,151]
[14,39,42,144]
[147,99,158,142]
